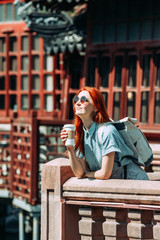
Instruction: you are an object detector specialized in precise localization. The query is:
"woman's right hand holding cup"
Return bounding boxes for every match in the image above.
[61,124,76,147]
[60,129,68,145]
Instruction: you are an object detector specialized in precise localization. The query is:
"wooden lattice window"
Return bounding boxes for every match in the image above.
[86,50,160,129]
[61,52,84,120]
[0,36,6,112]
[91,0,160,44]
[0,1,21,22]
[0,27,66,118]
[0,123,11,191]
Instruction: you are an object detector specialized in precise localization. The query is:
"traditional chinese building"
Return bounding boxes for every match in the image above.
[0,0,160,136]
[0,0,160,239]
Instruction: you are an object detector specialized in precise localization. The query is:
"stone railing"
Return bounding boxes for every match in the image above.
[41,158,160,240]
[149,143,160,173]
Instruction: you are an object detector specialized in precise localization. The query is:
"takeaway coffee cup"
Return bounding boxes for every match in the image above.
[63,124,76,146]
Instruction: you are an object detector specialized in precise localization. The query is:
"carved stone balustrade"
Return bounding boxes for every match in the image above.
[41,158,160,240]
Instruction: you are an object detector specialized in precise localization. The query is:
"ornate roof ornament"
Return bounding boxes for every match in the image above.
[14,0,87,54]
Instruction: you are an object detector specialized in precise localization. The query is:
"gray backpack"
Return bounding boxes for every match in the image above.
[98,117,153,167]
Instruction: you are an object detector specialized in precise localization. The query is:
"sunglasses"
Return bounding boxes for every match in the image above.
[73,95,88,104]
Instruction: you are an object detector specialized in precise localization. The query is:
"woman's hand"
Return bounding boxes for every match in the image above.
[60,129,68,145]
[61,128,86,179]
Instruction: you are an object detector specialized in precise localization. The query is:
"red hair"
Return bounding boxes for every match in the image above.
[73,86,111,155]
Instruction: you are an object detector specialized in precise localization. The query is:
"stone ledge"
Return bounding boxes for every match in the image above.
[63,177,160,195]
[63,177,160,205]
[63,191,160,205]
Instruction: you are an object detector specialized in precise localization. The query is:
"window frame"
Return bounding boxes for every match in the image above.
[85,46,160,130]
[0,22,66,118]
[0,1,22,22]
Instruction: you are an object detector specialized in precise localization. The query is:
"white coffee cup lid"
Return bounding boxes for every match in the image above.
[63,124,75,130]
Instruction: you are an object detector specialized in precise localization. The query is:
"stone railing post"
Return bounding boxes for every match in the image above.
[79,207,104,240]
[128,209,153,239]
[153,211,160,240]
[103,208,128,240]
[41,158,74,240]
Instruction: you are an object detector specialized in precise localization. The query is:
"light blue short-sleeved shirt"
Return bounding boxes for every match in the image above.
[77,122,134,171]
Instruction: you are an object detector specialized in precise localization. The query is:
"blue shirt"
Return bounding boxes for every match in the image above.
[77,122,134,171]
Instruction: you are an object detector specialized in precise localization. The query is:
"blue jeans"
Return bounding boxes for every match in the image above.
[110,161,149,180]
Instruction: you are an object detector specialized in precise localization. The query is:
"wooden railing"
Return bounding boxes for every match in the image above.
[0,120,11,194]
[0,112,72,205]
[10,111,39,205]
[41,158,160,240]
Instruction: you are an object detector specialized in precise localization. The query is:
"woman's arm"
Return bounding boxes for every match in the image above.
[61,129,86,178]
[84,152,115,180]
[67,146,86,178]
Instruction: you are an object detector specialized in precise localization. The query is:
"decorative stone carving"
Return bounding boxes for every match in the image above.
[14,0,87,54]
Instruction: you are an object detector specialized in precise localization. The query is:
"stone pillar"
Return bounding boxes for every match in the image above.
[79,207,104,240]
[103,208,128,240]
[153,211,160,240]
[32,213,40,240]
[19,210,25,240]
[128,209,153,240]
[41,158,74,240]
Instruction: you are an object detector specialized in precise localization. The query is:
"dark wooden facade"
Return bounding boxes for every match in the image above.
[86,0,160,133]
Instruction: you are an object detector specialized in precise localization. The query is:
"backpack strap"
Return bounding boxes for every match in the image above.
[98,121,113,145]
[124,165,127,179]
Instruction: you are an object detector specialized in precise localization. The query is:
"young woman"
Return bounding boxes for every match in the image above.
[61,86,149,180]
